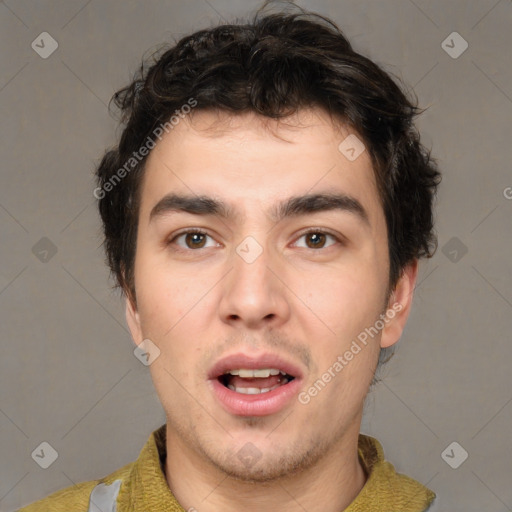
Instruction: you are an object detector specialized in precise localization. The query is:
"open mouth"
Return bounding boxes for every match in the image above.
[209,355,302,415]
[218,368,296,395]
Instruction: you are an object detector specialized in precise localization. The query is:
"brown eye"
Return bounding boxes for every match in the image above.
[294,231,338,250]
[170,230,217,251]
[305,232,327,248]
[184,232,207,249]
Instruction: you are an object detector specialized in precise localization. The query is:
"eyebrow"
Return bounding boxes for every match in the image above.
[149,192,370,226]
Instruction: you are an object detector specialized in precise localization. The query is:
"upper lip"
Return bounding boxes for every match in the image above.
[208,352,304,380]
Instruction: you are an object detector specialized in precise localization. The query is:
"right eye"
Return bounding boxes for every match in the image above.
[168,229,220,251]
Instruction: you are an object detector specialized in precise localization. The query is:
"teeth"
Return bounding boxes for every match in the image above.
[227,383,281,394]
[253,369,271,378]
[226,368,283,378]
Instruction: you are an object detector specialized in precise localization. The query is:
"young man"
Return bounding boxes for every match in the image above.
[20,4,441,511]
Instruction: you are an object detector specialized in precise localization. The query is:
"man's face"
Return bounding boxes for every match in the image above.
[126,108,415,481]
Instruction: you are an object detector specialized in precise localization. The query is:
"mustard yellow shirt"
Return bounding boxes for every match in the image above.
[19,424,436,511]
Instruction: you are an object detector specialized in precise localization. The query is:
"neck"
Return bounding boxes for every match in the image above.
[164,422,367,512]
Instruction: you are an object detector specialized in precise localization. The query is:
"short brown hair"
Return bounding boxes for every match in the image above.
[96,4,441,310]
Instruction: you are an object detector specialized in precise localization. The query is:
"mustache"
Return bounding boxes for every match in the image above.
[201,330,312,372]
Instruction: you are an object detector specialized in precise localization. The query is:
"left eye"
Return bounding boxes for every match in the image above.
[294,231,338,250]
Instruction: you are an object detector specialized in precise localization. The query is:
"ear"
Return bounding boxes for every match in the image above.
[125,294,143,346]
[380,259,419,349]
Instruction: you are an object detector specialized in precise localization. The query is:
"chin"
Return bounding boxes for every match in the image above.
[203,435,330,484]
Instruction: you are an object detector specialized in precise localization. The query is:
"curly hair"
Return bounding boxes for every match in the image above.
[96,4,441,314]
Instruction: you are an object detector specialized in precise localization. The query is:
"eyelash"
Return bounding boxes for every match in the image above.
[167,228,343,252]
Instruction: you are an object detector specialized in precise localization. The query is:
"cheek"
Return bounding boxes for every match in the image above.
[134,262,213,372]
[135,254,195,332]
[301,262,385,340]
[302,270,384,400]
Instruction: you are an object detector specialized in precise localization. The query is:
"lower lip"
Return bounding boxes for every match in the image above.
[210,377,301,416]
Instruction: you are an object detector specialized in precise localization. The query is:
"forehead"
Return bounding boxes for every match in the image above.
[139,108,384,230]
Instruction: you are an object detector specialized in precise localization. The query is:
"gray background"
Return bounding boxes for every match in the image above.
[1,0,511,510]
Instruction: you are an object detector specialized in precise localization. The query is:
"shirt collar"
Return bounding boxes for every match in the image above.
[116,424,435,511]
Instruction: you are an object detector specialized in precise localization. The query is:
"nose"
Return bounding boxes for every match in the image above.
[218,241,291,330]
